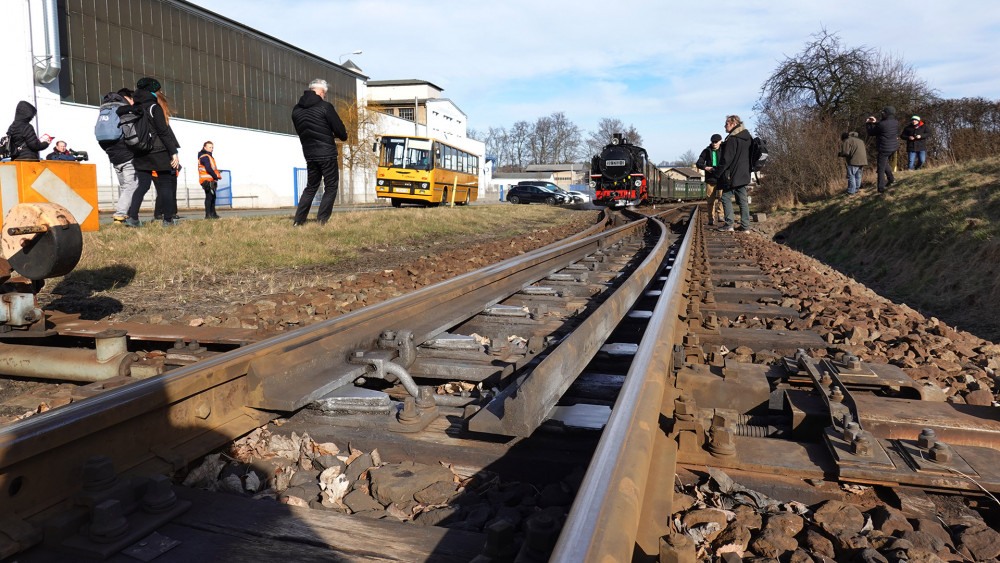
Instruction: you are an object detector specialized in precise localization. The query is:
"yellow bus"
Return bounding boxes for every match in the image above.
[375,136,479,207]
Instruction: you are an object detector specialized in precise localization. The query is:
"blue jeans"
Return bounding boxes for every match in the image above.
[846,165,862,194]
[721,186,749,229]
[908,151,926,170]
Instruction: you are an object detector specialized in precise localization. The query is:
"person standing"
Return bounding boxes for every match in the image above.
[901,115,929,170]
[99,89,139,225]
[696,133,724,225]
[198,141,221,219]
[120,77,180,227]
[715,115,752,232]
[838,131,868,195]
[291,78,348,226]
[46,141,76,161]
[866,106,899,194]
[6,101,51,160]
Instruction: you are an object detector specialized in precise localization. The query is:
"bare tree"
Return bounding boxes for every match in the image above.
[585,118,644,157]
[335,98,384,202]
[676,149,698,167]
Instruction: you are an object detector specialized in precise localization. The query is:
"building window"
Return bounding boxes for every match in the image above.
[383,108,395,116]
[399,107,414,121]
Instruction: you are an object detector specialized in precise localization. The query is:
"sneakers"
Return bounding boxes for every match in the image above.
[717,225,735,232]
[162,219,177,227]
[124,218,142,227]
[112,215,127,225]
[292,221,305,227]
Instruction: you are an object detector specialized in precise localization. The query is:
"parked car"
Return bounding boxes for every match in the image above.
[516,181,584,204]
[567,190,591,203]
[506,184,567,205]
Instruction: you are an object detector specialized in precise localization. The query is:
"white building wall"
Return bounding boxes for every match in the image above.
[368,84,440,101]
[425,99,467,139]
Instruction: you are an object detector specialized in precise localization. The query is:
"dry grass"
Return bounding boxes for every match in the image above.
[63,206,588,292]
[771,157,1000,340]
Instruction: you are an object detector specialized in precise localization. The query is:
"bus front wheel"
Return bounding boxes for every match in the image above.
[391,198,402,208]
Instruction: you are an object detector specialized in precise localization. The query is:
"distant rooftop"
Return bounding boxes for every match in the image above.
[368,79,445,91]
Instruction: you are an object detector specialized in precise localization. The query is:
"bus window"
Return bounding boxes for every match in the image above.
[406,138,432,170]
[380,137,407,168]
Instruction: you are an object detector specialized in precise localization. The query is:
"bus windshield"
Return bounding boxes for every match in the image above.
[380,137,432,171]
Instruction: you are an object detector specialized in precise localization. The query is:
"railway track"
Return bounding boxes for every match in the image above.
[2,206,999,562]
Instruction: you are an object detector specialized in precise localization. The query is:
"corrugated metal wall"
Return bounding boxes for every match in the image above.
[58,0,357,135]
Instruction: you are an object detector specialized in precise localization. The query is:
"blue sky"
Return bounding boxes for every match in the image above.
[195,0,1000,163]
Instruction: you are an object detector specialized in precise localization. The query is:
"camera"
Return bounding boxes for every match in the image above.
[68,149,88,162]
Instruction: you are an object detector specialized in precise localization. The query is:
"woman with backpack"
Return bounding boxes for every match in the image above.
[118,77,181,227]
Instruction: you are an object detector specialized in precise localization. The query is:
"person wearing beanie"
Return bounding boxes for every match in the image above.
[865,106,899,194]
[900,115,930,170]
[838,131,868,195]
[696,133,724,224]
[118,76,181,227]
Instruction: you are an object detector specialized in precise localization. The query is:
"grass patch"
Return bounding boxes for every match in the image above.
[774,157,1000,340]
[62,206,591,292]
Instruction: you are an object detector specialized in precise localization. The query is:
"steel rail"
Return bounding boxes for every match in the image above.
[0,211,639,517]
[551,208,696,561]
[468,209,677,436]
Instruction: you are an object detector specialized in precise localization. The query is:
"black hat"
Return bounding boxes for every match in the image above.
[882,105,896,116]
[710,134,722,143]
[136,77,161,92]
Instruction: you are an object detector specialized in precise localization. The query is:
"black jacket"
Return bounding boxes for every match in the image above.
[716,127,752,189]
[866,116,899,154]
[98,92,133,166]
[900,121,930,152]
[6,101,50,160]
[117,89,179,172]
[696,145,721,182]
[291,90,348,161]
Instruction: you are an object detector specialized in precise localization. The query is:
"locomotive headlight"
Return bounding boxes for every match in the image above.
[589,180,596,188]
[634,179,642,187]
[611,137,620,145]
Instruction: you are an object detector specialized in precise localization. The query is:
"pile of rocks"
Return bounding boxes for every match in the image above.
[181,426,577,537]
[669,469,1000,562]
[731,234,999,406]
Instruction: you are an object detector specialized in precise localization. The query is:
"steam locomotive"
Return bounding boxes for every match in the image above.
[590,133,705,207]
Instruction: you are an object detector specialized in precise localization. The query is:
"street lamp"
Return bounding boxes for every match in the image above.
[339,50,362,64]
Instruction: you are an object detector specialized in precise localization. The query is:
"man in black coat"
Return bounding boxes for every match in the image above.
[715,115,753,232]
[291,78,348,225]
[6,101,51,160]
[866,106,899,193]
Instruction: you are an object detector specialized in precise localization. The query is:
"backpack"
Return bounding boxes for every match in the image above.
[95,104,123,142]
[749,136,768,172]
[0,135,12,160]
[119,104,156,153]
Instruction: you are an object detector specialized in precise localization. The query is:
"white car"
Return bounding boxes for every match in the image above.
[567,190,591,204]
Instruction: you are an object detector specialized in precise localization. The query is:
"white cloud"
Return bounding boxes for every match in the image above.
[197,0,1000,159]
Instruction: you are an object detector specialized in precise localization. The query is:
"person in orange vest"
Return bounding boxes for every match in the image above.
[198,141,221,219]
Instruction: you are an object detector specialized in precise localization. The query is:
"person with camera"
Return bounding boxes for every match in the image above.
[198,141,221,219]
[5,101,51,160]
[46,141,78,161]
[291,78,348,226]
[865,106,899,194]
